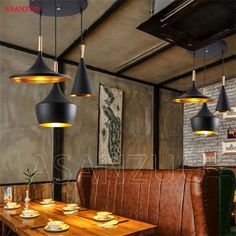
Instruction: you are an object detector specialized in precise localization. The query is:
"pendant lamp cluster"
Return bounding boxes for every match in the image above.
[191,52,219,136]
[9,0,93,128]
[173,43,231,136]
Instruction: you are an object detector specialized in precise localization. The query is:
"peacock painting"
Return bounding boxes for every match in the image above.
[98,84,123,165]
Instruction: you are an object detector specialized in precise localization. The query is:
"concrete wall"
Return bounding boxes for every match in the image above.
[0,46,53,184]
[0,45,184,184]
[184,77,236,166]
[62,64,154,180]
[159,89,183,169]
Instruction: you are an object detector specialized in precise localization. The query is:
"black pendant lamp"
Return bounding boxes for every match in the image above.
[9,11,70,84]
[36,2,77,128]
[191,51,219,136]
[71,10,93,97]
[173,53,214,104]
[216,51,231,112]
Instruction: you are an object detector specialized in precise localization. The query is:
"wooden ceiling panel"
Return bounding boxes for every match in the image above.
[0,0,116,55]
[165,59,236,91]
[66,0,163,71]
[122,34,236,84]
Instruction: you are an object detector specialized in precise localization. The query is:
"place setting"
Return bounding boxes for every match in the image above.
[19,209,40,219]
[4,202,21,210]
[39,198,55,206]
[44,219,70,232]
[92,212,129,228]
[62,203,80,215]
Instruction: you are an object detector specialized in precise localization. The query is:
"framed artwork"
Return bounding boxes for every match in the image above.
[222,139,236,155]
[203,151,217,166]
[223,107,236,119]
[228,128,236,139]
[97,84,123,166]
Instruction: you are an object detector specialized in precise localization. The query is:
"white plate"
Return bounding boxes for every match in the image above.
[92,215,115,222]
[40,201,55,205]
[44,224,69,232]
[62,206,80,211]
[20,212,40,218]
[4,204,21,210]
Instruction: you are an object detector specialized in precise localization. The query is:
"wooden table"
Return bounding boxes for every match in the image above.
[0,201,157,236]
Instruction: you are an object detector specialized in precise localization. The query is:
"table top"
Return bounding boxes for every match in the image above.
[0,201,157,236]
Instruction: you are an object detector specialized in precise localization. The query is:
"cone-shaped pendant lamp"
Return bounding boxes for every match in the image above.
[71,10,93,97]
[191,51,219,136]
[173,53,214,104]
[9,12,70,84]
[36,2,77,128]
[216,52,231,112]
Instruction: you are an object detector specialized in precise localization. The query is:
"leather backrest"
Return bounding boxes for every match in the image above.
[77,168,219,236]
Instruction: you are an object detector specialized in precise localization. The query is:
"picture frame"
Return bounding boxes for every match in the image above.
[228,128,236,139]
[202,151,217,166]
[222,139,236,155]
[97,84,123,166]
[223,107,236,119]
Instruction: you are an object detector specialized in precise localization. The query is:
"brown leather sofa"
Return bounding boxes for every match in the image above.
[76,168,229,236]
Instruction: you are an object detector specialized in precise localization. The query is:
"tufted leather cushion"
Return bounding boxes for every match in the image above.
[77,168,220,236]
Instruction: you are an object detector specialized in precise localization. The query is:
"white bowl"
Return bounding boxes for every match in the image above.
[96,211,112,219]
[6,202,17,208]
[22,210,35,217]
[43,198,53,204]
[47,221,64,230]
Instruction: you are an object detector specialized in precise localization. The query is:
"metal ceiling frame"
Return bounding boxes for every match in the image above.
[159,54,236,86]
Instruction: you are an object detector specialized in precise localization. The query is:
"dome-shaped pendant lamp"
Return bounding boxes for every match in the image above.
[36,82,77,127]
[191,103,220,135]
[9,11,70,84]
[216,51,231,113]
[36,2,77,128]
[173,53,214,104]
[191,50,219,136]
[71,10,93,97]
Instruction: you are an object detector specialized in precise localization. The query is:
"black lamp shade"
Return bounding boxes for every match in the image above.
[173,81,214,104]
[71,58,93,97]
[191,103,220,135]
[216,85,231,112]
[10,53,71,84]
[36,83,77,127]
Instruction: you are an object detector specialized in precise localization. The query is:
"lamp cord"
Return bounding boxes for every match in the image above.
[54,0,57,60]
[204,49,206,89]
[39,10,42,36]
[81,10,83,44]
[222,50,224,77]
[192,52,195,70]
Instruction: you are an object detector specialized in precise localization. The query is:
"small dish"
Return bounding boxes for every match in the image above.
[20,212,39,219]
[62,206,80,212]
[92,215,115,222]
[40,201,55,205]
[44,223,69,232]
[4,204,21,210]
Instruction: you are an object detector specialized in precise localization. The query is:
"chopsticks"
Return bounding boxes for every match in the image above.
[10,213,21,217]
[31,225,46,230]
[117,219,129,224]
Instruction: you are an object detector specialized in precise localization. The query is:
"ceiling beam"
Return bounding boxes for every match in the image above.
[57,0,126,60]
[0,40,181,92]
[116,43,173,74]
[159,54,236,86]
[0,40,54,60]
[63,58,182,93]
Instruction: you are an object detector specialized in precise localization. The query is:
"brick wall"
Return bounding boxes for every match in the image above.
[184,77,236,166]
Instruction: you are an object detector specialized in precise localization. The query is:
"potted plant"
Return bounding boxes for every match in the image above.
[23,168,38,204]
